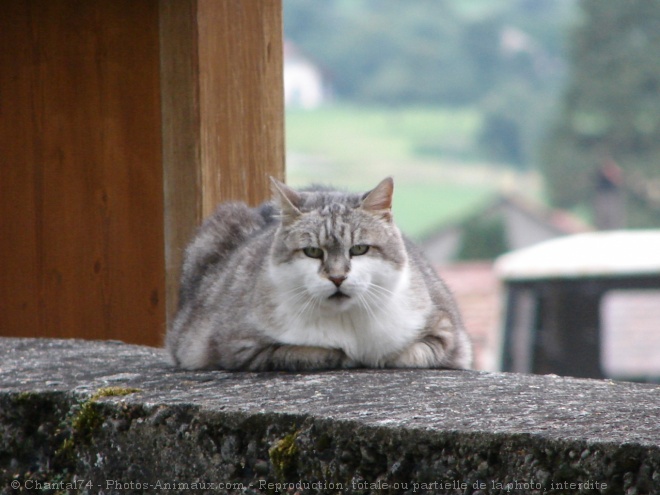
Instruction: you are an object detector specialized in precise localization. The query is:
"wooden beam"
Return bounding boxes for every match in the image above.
[160,0,285,323]
[0,1,165,345]
[0,1,284,345]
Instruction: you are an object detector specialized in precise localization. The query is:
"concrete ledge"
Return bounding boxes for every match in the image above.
[1,338,659,494]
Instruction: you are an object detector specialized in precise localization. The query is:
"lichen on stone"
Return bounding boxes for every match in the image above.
[269,430,299,480]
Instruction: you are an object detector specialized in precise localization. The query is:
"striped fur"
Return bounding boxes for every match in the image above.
[166,178,472,371]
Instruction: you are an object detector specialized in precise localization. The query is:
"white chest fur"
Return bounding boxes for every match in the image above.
[265,259,426,366]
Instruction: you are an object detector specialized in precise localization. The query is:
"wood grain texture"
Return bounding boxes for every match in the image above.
[1,0,284,343]
[0,1,165,345]
[160,0,285,322]
[197,0,285,215]
[160,0,203,327]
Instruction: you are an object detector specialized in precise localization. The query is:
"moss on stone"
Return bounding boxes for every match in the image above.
[90,386,142,400]
[269,430,299,480]
[3,338,660,494]
[55,387,141,466]
[15,391,37,404]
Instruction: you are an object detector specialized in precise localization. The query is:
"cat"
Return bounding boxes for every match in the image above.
[166,177,472,371]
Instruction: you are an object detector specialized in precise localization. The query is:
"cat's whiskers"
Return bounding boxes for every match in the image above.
[365,281,393,302]
[366,282,396,297]
[281,284,304,294]
[280,284,308,297]
[279,285,310,306]
[291,293,317,325]
[362,296,388,319]
[365,282,401,312]
[291,288,329,328]
[356,292,380,324]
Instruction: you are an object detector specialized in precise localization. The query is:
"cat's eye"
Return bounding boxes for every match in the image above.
[302,247,324,259]
[349,244,370,256]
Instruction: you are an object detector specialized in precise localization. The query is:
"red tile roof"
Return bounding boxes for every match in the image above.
[438,262,502,371]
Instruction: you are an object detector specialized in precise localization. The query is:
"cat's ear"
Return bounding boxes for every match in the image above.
[361,177,394,222]
[270,177,302,225]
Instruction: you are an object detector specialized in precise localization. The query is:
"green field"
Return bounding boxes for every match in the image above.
[286,105,482,169]
[390,183,493,239]
[285,105,537,239]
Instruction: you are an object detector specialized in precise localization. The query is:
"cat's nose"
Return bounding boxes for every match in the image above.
[328,275,346,287]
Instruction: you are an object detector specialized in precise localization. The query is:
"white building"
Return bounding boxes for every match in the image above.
[284,41,328,109]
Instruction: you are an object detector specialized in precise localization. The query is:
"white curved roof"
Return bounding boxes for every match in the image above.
[495,230,660,280]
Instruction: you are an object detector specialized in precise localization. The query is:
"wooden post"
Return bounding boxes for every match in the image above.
[0,1,165,345]
[160,0,285,323]
[0,0,284,345]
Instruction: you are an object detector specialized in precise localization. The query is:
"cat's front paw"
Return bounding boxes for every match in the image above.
[270,345,357,371]
[386,340,446,369]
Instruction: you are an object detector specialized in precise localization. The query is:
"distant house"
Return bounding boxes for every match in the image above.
[422,193,591,265]
[427,194,590,372]
[495,230,660,381]
[429,173,660,378]
[283,41,329,109]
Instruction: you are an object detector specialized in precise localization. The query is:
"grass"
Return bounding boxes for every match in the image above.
[285,104,537,239]
[392,183,494,239]
[286,104,483,173]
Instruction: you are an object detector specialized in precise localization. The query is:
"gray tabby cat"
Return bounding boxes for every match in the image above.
[166,177,472,371]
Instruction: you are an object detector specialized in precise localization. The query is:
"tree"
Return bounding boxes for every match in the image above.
[284,0,569,108]
[540,0,660,225]
[284,0,572,168]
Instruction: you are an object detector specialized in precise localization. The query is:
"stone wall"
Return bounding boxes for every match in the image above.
[1,338,659,494]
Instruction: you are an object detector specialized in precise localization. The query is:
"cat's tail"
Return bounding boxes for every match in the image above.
[177,202,268,308]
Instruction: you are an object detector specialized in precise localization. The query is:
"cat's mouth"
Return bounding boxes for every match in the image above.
[328,290,350,300]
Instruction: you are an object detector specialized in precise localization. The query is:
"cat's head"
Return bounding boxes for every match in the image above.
[268,177,408,312]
